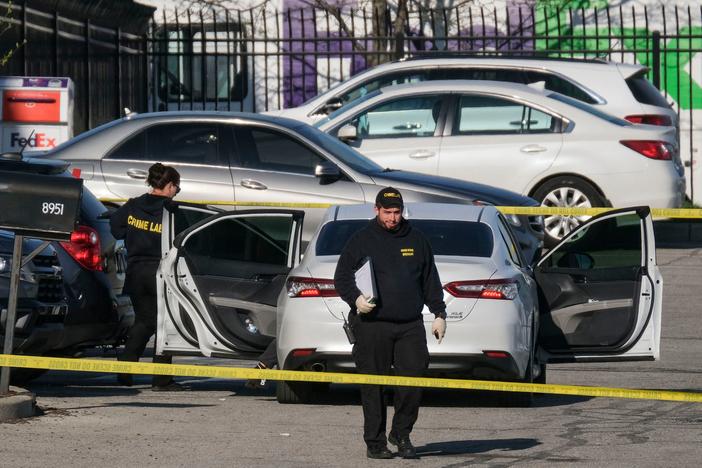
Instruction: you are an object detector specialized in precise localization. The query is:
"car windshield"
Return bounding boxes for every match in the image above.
[313,89,382,128]
[295,124,384,174]
[315,219,494,257]
[49,117,125,153]
[548,92,632,126]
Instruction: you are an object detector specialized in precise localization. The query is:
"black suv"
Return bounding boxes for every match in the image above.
[0,154,133,364]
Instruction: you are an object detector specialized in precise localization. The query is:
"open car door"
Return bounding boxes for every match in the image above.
[157,203,304,358]
[534,207,661,363]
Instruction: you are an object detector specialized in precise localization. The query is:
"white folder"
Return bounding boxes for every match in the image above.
[354,257,377,302]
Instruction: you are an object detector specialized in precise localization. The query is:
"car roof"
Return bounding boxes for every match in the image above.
[123,110,307,129]
[365,56,641,73]
[0,154,68,174]
[374,79,552,99]
[330,202,495,222]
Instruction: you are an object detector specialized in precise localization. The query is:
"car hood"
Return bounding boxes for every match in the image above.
[368,169,538,207]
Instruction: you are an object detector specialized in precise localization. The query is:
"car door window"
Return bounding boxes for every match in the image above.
[147,123,222,165]
[108,130,147,160]
[184,215,293,275]
[454,95,556,135]
[340,72,426,104]
[523,71,598,104]
[234,127,325,175]
[348,95,443,139]
[497,216,522,267]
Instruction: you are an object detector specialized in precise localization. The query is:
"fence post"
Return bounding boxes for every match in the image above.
[394,31,404,60]
[84,19,92,130]
[21,0,27,75]
[115,27,122,117]
[652,30,661,89]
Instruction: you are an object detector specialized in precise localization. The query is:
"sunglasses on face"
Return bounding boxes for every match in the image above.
[173,183,181,194]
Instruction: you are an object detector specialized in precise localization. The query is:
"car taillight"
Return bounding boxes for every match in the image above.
[444,279,518,300]
[620,140,674,160]
[624,114,673,126]
[286,276,338,298]
[60,225,103,271]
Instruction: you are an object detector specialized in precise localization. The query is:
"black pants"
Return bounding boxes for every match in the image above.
[119,263,172,387]
[258,339,278,368]
[351,317,429,449]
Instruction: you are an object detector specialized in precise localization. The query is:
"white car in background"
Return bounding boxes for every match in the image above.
[315,80,685,244]
[268,56,677,130]
[153,202,661,406]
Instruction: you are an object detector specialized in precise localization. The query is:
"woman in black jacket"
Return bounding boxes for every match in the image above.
[110,163,186,391]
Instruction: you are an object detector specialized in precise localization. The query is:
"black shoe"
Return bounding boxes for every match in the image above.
[366,446,394,459]
[151,381,190,392]
[117,373,133,387]
[389,433,417,459]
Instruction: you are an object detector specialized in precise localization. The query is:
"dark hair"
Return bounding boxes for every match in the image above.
[146,163,180,190]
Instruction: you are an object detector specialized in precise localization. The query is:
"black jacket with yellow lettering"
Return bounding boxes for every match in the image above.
[109,193,167,274]
[334,218,446,323]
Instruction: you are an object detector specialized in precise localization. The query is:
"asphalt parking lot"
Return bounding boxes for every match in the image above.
[1,247,701,467]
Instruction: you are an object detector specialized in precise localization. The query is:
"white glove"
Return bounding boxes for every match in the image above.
[355,295,376,314]
[432,317,446,344]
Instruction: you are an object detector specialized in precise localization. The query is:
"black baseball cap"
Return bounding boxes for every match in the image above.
[375,187,403,209]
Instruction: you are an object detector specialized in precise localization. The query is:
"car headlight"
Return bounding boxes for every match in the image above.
[0,255,10,274]
[505,213,522,227]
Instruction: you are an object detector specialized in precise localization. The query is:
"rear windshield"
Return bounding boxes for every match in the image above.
[315,219,494,257]
[625,73,671,108]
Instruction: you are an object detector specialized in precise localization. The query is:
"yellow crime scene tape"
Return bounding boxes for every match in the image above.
[99,199,702,219]
[1,354,701,403]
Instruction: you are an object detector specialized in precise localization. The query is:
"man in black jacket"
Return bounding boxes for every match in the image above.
[334,187,447,459]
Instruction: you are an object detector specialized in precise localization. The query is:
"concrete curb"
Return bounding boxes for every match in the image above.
[0,386,36,422]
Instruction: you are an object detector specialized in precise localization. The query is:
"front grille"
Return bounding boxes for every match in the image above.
[37,275,64,302]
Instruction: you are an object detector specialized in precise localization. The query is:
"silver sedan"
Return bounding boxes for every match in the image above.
[40,111,544,261]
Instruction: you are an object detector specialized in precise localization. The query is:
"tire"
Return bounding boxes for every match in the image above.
[276,380,313,404]
[532,176,605,247]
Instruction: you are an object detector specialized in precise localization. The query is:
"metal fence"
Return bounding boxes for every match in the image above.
[1,2,701,199]
[0,1,148,134]
[144,3,701,201]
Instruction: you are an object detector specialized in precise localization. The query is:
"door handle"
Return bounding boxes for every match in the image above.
[409,150,436,159]
[241,179,268,190]
[126,168,147,179]
[510,120,539,126]
[393,122,422,130]
[520,145,547,154]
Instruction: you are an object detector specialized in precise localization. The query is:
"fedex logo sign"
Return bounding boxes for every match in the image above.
[10,132,57,149]
[3,126,64,152]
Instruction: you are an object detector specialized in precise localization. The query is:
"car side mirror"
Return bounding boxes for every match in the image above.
[314,161,341,185]
[321,97,344,114]
[337,124,357,142]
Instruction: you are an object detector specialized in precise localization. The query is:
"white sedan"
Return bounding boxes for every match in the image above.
[153,201,662,406]
[314,80,686,244]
